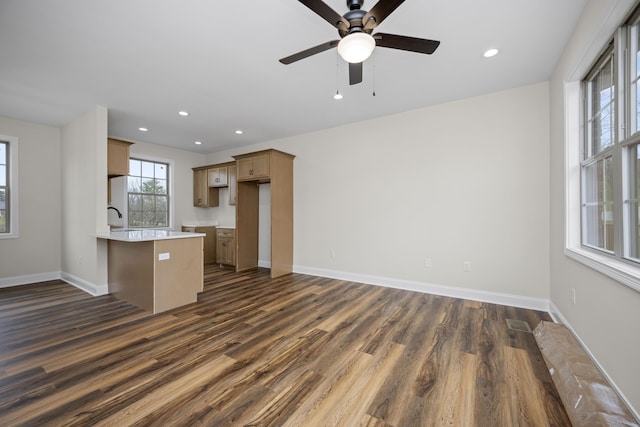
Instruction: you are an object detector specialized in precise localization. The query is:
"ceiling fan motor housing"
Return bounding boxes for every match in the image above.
[340,7,368,38]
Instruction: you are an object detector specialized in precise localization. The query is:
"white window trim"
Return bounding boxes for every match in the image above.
[125,153,175,230]
[0,135,19,239]
[565,77,640,293]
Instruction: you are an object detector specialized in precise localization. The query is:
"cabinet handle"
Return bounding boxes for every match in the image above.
[249,169,254,176]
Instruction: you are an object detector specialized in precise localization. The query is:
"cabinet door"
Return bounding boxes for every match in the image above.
[250,154,270,179]
[108,139,132,177]
[208,167,228,187]
[228,164,237,205]
[193,170,219,207]
[236,154,270,181]
[193,169,208,207]
[236,158,253,181]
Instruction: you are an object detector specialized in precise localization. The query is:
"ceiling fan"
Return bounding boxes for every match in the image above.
[279,0,440,85]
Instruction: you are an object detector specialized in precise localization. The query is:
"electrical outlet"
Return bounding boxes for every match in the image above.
[463,261,471,272]
[571,288,576,305]
[424,257,432,268]
[330,249,335,259]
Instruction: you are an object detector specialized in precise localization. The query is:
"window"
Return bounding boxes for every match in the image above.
[127,158,169,228]
[577,4,640,288]
[0,141,8,233]
[0,136,18,239]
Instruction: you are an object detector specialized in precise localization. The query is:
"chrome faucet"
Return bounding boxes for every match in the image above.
[108,206,123,218]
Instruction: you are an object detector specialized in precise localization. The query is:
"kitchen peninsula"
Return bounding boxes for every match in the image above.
[98,229,204,314]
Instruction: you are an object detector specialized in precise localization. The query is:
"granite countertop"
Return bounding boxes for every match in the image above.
[96,229,206,242]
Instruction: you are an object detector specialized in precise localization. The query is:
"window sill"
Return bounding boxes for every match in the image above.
[565,246,640,293]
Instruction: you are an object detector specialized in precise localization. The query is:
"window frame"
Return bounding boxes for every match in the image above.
[0,135,19,239]
[126,155,174,230]
[566,5,640,294]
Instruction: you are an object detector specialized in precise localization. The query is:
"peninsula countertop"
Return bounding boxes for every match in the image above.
[96,229,206,242]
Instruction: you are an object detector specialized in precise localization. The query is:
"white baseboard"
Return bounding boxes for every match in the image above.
[549,301,640,422]
[0,271,61,289]
[293,265,550,312]
[258,260,271,269]
[60,271,109,296]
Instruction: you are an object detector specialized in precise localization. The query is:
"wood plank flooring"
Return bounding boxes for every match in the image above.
[0,266,570,426]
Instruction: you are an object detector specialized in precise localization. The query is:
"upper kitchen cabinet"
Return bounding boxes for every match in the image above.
[193,167,219,207]
[208,165,229,188]
[236,152,270,182]
[107,138,133,177]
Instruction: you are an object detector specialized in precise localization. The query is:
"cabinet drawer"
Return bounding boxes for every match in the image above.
[181,226,196,233]
[216,228,235,238]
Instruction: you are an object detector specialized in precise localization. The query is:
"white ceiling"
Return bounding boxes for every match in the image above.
[0,0,587,153]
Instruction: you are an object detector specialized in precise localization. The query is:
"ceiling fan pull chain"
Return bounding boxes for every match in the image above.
[372,50,376,96]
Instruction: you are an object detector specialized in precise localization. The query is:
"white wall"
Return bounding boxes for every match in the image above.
[550,0,640,415]
[0,117,61,284]
[208,82,551,304]
[60,106,109,294]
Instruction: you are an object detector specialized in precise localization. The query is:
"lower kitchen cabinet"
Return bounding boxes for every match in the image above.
[216,228,236,266]
[182,226,216,264]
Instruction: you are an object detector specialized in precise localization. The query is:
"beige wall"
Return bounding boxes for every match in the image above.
[550,0,640,415]
[0,117,61,283]
[208,82,551,302]
[60,106,109,294]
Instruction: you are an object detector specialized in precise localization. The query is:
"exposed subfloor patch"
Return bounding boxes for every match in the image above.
[506,318,532,333]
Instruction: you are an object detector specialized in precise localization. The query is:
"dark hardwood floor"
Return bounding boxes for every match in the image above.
[0,266,570,426]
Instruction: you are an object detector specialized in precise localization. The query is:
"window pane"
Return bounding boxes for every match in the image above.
[155,211,168,227]
[156,195,167,211]
[129,211,142,227]
[142,177,156,193]
[141,161,154,178]
[626,144,640,259]
[155,163,167,180]
[586,54,615,158]
[128,194,141,210]
[0,165,5,186]
[128,176,141,192]
[0,143,5,163]
[0,188,6,233]
[129,159,141,177]
[582,157,614,252]
[155,179,167,195]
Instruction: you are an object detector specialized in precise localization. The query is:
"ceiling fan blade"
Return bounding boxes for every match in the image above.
[349,62,363,85]
[374,33,440,54]
[298,0,350,32]
[362,0,406,31]
[279,40,339,64]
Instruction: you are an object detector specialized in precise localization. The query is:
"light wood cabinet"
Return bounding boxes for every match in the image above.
[233,149,295,278]
[193,168,219,207]
[182,226,216,264]
[108,139,133,177]
[208,166,228,187]
[216,228,236,266]
[228,164,237,205]
[237,153,270,181]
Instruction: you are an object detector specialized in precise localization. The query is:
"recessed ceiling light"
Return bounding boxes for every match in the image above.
[138,127,148,132]
[178,111,189,116]
[235,130,244,135]
[483,48,499,58]
[194,141,202,145]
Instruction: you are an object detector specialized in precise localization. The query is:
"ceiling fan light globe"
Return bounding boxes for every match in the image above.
[338,32,375,63]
